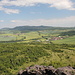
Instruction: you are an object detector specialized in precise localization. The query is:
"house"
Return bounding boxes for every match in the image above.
[52,37,63,40]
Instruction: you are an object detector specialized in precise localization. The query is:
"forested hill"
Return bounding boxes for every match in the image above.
[12,26,53,31]
[1,26,75,31]
[0,26,75,34]
[11,26,75,31]
[60,30,75,36]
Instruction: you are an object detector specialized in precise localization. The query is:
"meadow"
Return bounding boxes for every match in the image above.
[0,30,65,42]
[0,26,75,44]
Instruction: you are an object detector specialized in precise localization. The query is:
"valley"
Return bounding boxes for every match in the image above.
[0,26,75,75]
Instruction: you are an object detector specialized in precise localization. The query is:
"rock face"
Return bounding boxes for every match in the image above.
[18,65,75,75]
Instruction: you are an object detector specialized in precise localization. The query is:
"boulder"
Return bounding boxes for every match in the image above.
[18,65,75,75]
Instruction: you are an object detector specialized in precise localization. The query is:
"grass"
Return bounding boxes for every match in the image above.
[52,36,75,44]
[14,46,75,74]
[12,46,75,74]
[17,31,47,43]
[1,29,74,43]
[0,31,44,42]
[0,43,75,75]
[1,31,75,44]
[0,34,16,41]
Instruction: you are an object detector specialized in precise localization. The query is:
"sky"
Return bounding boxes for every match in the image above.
[0,0,75,28]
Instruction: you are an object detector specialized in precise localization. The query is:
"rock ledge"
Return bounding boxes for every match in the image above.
[18,65,75,75]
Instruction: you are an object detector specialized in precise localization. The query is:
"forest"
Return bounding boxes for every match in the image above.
[60,30,75,36]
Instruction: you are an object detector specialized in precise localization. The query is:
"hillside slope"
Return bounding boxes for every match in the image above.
[0,43,75,75]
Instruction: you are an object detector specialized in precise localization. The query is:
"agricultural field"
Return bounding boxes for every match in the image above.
[0,30,68,42]
[0,34,16,41]
[52,36,75,44]
[0,31,44,42]
[0,26,75,43]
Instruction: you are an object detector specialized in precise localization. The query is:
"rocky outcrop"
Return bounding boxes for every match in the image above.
[18,65,75,75]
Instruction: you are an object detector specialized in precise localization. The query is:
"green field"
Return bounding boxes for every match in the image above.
[0,31,47,42]
[0,27,75,44]
[52,36,75,44]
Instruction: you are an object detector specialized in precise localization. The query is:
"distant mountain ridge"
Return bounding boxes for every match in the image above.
[0,26,75,33]
[12,26,53,31]
[0,26,52,31]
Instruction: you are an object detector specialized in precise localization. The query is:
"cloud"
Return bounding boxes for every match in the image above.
[4,8,20,14]
[0,6,20,14]
[0,0,75,14]
[0,20,4,22]
[10,16,75,27]
[50,0,75,10]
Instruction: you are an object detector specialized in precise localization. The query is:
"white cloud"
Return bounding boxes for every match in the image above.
[4,8,20,14]
[50,0,75,10]
[10,16,75,27]
[0,6,20,14]
[0,0,75,14]
[0,20,4,22]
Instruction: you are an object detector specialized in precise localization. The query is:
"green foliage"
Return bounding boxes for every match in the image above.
[0,43,75,75]
[0,43,48,75]
[52,36,75,44]
[60,30,75,36]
